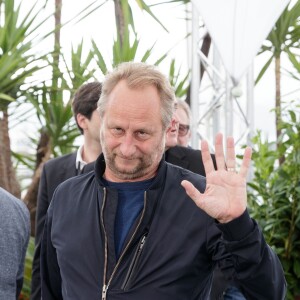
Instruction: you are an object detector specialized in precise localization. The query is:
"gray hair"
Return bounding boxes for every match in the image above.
[177,99,192,126]
[97,62,175,130]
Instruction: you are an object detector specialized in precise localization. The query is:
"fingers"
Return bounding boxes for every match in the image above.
[201,139,215,175]
[202,133,252,177]
[240,146,252,178]
[226,136,236,171]
[214,133,226,170]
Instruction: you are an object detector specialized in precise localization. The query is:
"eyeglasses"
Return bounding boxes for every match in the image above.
[178,124,190,136]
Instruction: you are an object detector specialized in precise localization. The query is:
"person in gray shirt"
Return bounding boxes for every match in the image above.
[0,187,30,299]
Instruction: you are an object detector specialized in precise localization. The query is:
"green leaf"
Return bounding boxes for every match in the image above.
[293,259,300,278]
[0,93,15,102]
[255,55,273,85]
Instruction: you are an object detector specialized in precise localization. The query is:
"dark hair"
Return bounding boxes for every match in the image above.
[72,82,102,134]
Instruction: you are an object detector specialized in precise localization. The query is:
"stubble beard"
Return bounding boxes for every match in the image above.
[101,131,165,181]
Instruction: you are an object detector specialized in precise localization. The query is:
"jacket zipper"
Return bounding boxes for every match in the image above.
[100,190,147,300]
[100,188,109,300]
[121,233,147,291]
[102,284,108,300]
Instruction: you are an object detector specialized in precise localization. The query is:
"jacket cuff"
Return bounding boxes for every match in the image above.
[216,209,255,241]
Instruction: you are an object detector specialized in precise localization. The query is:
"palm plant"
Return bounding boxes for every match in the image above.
[62,40,97,92]
[0,0,52,197]
[93,0,191,93]
[113,0,169,41]
[20,41,97,234]
[93,0,185,84]
[25,41,97,159]
[93,0,169,74]
[92,20,190,99]
[168,58,190,98]
[248,103,300,299]
[14,0,105,233]
[256,1,300,143]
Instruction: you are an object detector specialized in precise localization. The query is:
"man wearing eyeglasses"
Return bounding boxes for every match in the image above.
[176,100,192,148]
[164,99,216,176]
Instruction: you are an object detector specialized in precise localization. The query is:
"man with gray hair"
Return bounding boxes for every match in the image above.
[176,99,192,147]
[0,187,30,299]
[41,62,286,300]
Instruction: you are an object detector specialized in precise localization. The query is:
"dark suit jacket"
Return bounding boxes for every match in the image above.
[31,152,93,300]
[165,145,216,176]
[165,146,242,300]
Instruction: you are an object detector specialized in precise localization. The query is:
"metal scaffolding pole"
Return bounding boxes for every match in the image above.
[190,3,255,150]
[190,4,200,149]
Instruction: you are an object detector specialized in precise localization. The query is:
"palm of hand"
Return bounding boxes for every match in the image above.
[181,133,252,223]
[201,170,247,223]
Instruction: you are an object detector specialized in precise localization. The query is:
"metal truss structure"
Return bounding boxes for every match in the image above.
[190,6,255,154]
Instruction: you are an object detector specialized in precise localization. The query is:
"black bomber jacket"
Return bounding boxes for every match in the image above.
[41,155,286,300]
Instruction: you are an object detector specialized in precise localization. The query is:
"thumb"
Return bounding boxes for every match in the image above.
[181,180,203,208]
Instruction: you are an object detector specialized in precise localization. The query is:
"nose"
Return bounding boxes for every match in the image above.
[119,134,136,158]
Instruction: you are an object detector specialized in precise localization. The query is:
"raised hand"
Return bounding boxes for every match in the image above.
[181,133,252,223]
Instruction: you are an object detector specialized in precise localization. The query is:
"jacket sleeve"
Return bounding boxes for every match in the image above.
[31,165,50,300]
[17,202,31,299]
[209,209,286,300]
[40,199,63,300]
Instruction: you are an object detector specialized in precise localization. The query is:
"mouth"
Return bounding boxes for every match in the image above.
[117,154,138,161]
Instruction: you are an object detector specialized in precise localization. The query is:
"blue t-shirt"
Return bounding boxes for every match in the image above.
[104,178,153,258]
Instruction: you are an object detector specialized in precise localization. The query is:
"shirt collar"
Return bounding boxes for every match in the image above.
[76,145,88,171]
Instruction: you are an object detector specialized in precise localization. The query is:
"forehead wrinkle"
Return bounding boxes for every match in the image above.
[105,103,161,132]
[104,80,163,130]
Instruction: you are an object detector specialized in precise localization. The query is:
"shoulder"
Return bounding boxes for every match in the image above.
[166,145,203,164]
[167,145,201,157]
[166,146,216,176]
[165,146,205,175]
[49,171,97,218]
[44,152,76,169]
[0,188,29,218]
[53,171,96,200]
[0,188,30,234]
[165,162,206,192]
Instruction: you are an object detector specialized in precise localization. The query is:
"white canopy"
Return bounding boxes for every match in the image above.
[192,0,290,84]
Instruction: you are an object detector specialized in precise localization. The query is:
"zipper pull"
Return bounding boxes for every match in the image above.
[102,284,108,300]
[139,235,146,251]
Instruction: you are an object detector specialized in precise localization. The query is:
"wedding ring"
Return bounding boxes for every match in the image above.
[227,167,236,172]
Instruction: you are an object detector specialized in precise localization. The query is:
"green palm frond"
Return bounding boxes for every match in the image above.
[0,0,52,109]
[168,59,190,98]
[62,40,97,92]
[256,1,300,83]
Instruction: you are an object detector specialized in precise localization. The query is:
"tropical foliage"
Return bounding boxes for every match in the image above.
[248,103,300,299]
[0,0,51,197]
[256,0,300,142]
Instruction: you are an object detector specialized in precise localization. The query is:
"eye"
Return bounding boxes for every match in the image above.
[136,131,149,140]
[111,128,124,136]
